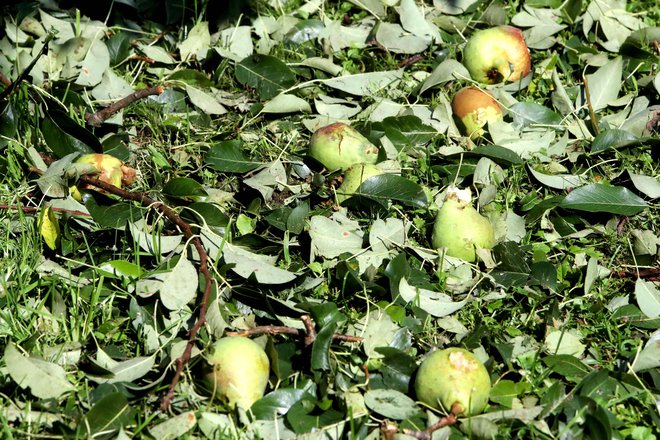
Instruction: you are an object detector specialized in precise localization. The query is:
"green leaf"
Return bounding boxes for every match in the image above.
[83,392,134,438]
[590,129,639,153]
[235,55,296,100]
[163,177,208,199]
[634,278,660,319]
[205,140,261,173]
[543,354,590,381]
[378,115,437,151]
[168,69,214,88]
[4,343,75,399]
[528,166,583,190]
[363,389,421,420]
[584,57,623,112]
[251,389,310,420]
[222,243,297,284]
[135,257,198,310]
[559,184,648,215]
[449,145,524,165]
[106,31,132,66]
[398,278,469,317]
[149,411,197,440]
[354,174,428,208]
[184,202,229,228]
[322,70,403,96]
[41,110,102,157]
[376,347,416,393]
[510,102,563,128]
[490,380,530,408]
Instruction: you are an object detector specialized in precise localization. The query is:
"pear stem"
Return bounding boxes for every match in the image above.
[382,402,461,439]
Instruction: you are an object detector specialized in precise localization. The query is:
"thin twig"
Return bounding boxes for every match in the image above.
[0,71,10,87]
[226,321,363,344]
[383,403,461,439]
[85,85,164,127]
[0,34,54,102]
[0,204,91,217]
[301,315,318,347]
[611,268,660,281]
[68,173,213,412]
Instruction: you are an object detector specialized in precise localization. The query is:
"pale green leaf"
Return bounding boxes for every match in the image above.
[4,343,75,399]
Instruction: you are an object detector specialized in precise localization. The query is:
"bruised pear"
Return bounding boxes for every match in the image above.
[432,187,495,262]
[415,347,491,416]
[76,154,124,187]
[452,87,503,140]
[336,163,383,204]
[309,122,379,171]
[203,337,269,409]
[462,25,531,84]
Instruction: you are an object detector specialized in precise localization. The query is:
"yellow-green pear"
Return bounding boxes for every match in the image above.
[452,87,503,140]
[203,336,270,409]
[432,187,495,262]
[309,123,379,171]
[76,153,124,187]
[415,347,491,416]
[336,163,383,204]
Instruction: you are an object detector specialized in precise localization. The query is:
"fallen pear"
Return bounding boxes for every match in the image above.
[203,336,270,409]
[451,87,503,140]
[432,187,495,262]
[71,153,137,201]
[336,163,383,204]
[309,122,379,171]
[415,347,491,416]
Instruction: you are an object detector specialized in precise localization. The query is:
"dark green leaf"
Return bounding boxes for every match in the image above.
[235,55,296,100]
[531,261,557,292]
[106,31,132,65]
[490,271,530,288]
[168,69,215,88]
[378,116,437,151]
[0,101,18,147]
[85,197,145,228]
[375,347,416,393]
[286,201,309,235]
[510,102,563,128]
[559,184,648,215]
[251,388,309,420]
[41,110,102,157]
[354,174,428,208]
[363,389,421,420]
[449,145,524,165]
[205,140,261,173]
[284,19,325,44]
[163,177,208,199]
[543,354,590,381]
[83,392,134,438]
[184,202,229,228]
[311,320,337,371]
[286,397,344,434]
[591,129,639,154]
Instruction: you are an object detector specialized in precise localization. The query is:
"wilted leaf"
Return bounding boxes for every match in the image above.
[205,140,262,173]
[309,215,364,259]
[149,411,197,440]
[222,243,297,284]
[39,205,61,250]
[582,57,623,112]
[323,70,403,96]
[186,85,227,115]
[179,21,210,61]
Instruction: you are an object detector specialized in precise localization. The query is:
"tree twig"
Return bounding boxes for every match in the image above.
[226,318,363,345]
[0,204,91,217]
[382,403,462,439]
[67,172,213,412]
[85,85,164,127]
[0,34,53,102]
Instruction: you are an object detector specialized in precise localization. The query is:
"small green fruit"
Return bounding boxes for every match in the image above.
[309,122,379,171]
[431,187,495,262]
[336,163,383,204]
[463,25,531,84]
[452,87,503,140]
[415,347,491,416]
[203,337,270,409]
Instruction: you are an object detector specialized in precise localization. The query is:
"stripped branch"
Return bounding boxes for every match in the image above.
[226,317,363,346]
[85,85,164,127]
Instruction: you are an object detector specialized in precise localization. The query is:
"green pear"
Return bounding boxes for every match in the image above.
[415,347,491,416]
[203,337,270,409]
[463,25,531,84]
[452,87,503,140]
[309,122,379,171]
[431,187,495,262]
[336,163,383,204]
